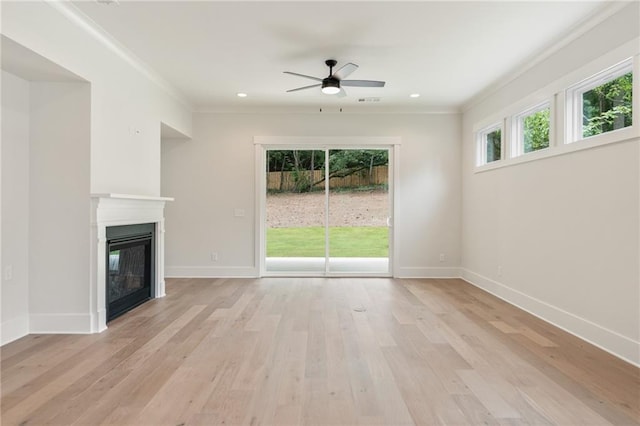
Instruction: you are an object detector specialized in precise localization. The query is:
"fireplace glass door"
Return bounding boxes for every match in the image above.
[106,224,154,321]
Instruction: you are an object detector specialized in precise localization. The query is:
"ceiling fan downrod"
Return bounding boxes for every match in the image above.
[325,59,337,76]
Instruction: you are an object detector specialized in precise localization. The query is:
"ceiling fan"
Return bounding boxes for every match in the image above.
[284,59,385,97]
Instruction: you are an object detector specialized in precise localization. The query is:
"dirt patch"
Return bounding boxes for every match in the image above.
[267,190,389,228]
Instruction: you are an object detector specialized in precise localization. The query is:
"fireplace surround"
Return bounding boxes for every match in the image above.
[90,194,172,332]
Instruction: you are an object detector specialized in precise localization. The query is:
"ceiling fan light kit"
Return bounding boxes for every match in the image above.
[285,59,385,97]
[321,80,340,95]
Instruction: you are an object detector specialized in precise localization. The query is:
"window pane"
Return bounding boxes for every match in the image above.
[582,72,632,138]
[523,108,550,153]
[485,129,501,163]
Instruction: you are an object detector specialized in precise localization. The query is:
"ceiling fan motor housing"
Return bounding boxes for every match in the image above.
[322,77,340,93]
[322,59,341,94]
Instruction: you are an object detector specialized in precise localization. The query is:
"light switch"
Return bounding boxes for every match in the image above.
[4,265,13,281]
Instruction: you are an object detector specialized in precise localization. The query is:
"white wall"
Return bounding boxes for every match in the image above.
[28,81,91,332]
[163,112,461,278]
[461,3,640,365]
[1,1,192,196]
[0,1,192,341]
[1,71,30,344]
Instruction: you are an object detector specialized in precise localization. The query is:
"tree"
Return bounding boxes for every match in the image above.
[511,72,632,154]
[266,149,388,192]
[582,72,632,137]
[317,150,388,186]
[523,108,550,153]
[486,129,501,162]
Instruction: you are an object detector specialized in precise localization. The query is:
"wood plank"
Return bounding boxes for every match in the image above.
[0,277,637,426]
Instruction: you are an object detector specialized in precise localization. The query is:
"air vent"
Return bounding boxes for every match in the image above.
[357,97,381,103]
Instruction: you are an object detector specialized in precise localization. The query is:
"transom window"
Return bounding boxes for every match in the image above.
[513,102,551,157]
[567,59,633,142]
[474,55,636,170]
[477,124,502,166]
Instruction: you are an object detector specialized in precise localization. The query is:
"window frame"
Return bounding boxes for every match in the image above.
[511,101,553,158]
[476,123,504,166]
[472,41,638,173]
[566,58,633,144]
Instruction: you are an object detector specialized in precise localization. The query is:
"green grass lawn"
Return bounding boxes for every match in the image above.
[267,226,388,257]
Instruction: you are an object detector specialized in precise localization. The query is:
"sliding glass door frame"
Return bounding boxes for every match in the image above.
[255,137,400,277]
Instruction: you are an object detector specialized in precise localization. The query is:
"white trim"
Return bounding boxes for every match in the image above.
[395,267,461,279]
[566,58,634,144]
[634,53,640,138]
[255,139,399,277]
[476,123,503,166]
[196,106,460,115]
[254,136,401,146]
[255,145,265,276]
[46,1,192,109]
[473,42,639,173]
[30,313,93,334]
[324,150,330,266]
[165,266,259,278]
[511,101,552,158]
[391,144,400,277]
[90,196,171,333]
[553,92,565,151]
[460,268,640,367]
[475,131,638,173]
[90,193,174,202]
[463,1,633,112]
[1,315,29,345]
[471,40,638,134]
[262,272,392,278]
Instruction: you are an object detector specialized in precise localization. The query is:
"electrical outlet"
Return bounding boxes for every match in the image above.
[210,252,218,262]
[439,253,445,262]
[498,265,503,276]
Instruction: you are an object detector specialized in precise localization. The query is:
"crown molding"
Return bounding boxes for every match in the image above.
[192,105,461,115]
[46,0,193,110]
[462,1,634,113]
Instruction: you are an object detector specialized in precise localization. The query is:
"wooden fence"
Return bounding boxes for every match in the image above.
[267,165,388,191]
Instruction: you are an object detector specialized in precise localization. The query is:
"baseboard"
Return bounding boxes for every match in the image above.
[166,265,461,279]
[165,266,259,278]
[395,266,461,278]
[460,268,640,367]
[29,313,93,334]
[1,315,30,345]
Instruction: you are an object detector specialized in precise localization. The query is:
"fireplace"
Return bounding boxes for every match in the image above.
[106,223,155,321]
[90,194,172,333]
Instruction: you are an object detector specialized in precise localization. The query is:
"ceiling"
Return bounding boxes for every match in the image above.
[71,1,610,112]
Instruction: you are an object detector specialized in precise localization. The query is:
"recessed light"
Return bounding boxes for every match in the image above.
[237,93,248,98]
[410,93,420,98]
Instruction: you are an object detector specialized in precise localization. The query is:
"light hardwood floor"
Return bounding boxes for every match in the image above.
[2,278,638,425]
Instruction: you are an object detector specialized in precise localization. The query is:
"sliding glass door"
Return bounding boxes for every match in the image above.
[327,149,389,273]
[265,149,326,273]
[264,147,391,276]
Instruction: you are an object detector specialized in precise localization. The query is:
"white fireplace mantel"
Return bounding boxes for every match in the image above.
[90,194,173,332]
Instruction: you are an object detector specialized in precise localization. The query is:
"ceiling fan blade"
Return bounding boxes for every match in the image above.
[337,88,347,98]
[283,71,323,82]
[333,62,358,80]
[286,83,322,93]
[341,80,385,88]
